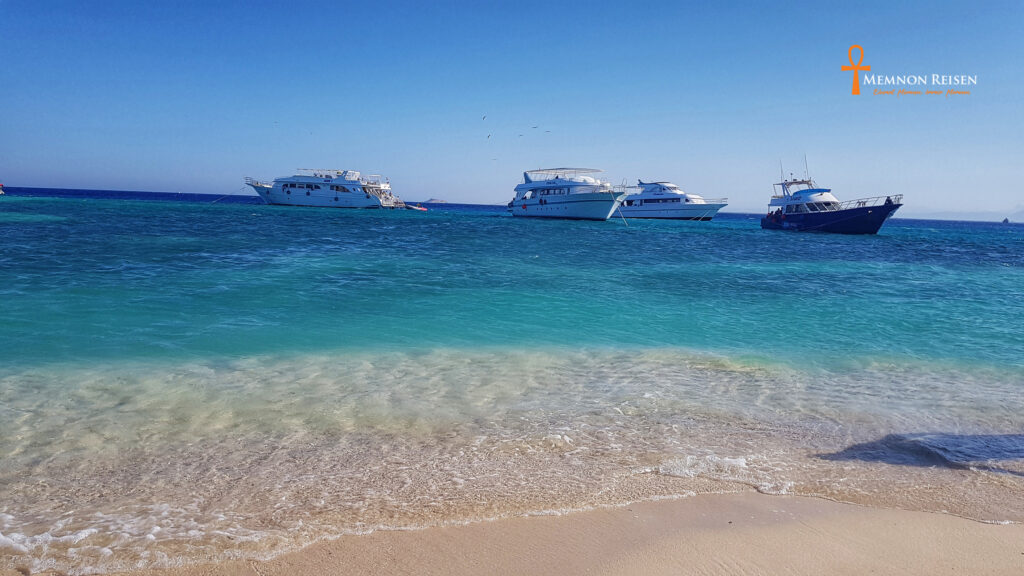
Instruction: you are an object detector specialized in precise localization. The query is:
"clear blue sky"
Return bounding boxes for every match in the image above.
[2,1,1022,214]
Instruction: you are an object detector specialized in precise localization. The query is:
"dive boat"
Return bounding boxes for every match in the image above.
[244,169,404,209]
[761,177,902,234]
[507,168,626,220]
[619,180,727,220]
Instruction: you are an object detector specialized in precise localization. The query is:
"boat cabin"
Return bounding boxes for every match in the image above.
[512,168,612,201]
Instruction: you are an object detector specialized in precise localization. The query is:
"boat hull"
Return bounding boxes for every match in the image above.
[618,202,726,221]
[761,203,902,234]
[510,192,625,221]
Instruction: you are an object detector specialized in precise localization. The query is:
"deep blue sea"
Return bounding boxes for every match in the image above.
[2,187,1023,573]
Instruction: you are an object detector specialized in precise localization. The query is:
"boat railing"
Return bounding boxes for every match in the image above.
[244,177,268,187]
[834,194,903,211]
[700,197,729,204]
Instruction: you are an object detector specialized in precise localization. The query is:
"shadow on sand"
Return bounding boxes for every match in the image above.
[817,433,1024,477]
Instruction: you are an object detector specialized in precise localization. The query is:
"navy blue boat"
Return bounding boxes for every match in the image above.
[760,177,902,234]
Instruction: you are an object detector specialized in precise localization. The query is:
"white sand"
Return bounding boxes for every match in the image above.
[10,492,1024,576]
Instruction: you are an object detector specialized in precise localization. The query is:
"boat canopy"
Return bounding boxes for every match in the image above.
[524,167,603,183]
[295,168,365,180]
[772,178,834,198]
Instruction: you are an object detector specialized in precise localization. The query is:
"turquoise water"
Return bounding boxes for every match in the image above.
[1,194,1023,573]
[4,196,1022,367]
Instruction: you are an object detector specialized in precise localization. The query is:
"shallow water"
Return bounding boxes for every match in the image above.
[1,193,1023,573]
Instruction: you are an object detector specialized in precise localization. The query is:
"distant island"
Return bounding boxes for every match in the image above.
[425,198,447,203]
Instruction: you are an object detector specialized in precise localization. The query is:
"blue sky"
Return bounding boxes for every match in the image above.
[2,1,1022,214]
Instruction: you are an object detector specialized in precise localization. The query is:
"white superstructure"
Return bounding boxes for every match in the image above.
[618,180,727,221]
[245,169,404,209]
[507,168,626,221]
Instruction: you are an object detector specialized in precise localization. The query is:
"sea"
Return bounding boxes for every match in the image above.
[2,187,1023,574]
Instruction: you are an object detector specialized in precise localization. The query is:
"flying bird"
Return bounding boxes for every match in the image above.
[487,134,491,139]
[482,115,487,120]
[532,126,538,129]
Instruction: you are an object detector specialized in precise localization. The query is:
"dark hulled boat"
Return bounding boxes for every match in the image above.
[760,178,902,234]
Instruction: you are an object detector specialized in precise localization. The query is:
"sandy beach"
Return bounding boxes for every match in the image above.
[7,492,1016,576]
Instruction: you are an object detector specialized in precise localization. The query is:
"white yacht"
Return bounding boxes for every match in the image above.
[507,168,626,220]
[244,169,404,209]
[618,180,727,220]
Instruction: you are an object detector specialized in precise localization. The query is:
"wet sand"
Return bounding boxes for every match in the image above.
[11,492,1021,576]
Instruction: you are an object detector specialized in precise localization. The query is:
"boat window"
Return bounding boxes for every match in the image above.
[785,204,794,213]
[806,203,819,212]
